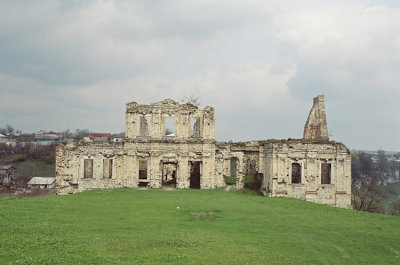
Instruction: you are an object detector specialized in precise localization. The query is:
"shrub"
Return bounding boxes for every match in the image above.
[224,176,236,185]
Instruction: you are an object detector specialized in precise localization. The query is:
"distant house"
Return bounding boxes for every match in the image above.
[112,137,124,143]
[34,131,62,145]
[83,136,92,142]
[0,134,5,145]
[89,133,111,142]
[0,165,16,187]
[0,136,17,147]
[14,133,35,146]
[27,177,56,189]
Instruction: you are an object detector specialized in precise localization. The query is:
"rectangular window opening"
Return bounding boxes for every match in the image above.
[84,159,93,178]
[225,158,237,185]
[321,163,331,184]
[138,116,150,136]
[103,158,113,179]
[230,158,237,178]
[190,118,200,137]
[165,117,175,136]
[139,160,148,180]
[291,163,301,184]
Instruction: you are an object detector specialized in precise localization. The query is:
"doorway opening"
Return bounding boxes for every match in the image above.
[190,161,201,189]
[224,158,237,185]
[162,163,177,187]
[138,159,149,187]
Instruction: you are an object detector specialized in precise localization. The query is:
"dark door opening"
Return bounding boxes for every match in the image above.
[190,161,201,189]
[138,159,149,187]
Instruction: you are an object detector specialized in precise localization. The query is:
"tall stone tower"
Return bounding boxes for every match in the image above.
[303,95,329,140]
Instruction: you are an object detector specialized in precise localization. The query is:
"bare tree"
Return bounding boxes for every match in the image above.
[75,129,90,138]
[181,95,201,107]
[5,124,15,135]
[0,124,16,135]
[352,181,383,213]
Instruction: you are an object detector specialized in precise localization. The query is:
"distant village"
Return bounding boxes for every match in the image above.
[0,130,124,147]
[0,128,123,194]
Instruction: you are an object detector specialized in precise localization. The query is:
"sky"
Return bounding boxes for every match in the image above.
[0,0,399,151]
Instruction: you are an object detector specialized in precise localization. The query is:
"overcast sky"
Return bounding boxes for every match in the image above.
[0,0,399,151]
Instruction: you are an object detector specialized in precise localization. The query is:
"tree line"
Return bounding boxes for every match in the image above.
[351,150,400,215]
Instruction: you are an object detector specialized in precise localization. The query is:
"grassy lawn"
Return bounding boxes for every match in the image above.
[1,189,399,264]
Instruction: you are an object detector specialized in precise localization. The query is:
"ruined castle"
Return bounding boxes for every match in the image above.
[56,95,351,208]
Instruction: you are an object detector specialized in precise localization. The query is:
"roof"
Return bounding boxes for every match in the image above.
[0,165,15,170]
[44,131,58,135]
[0,133,5,138]
[27,177,56,185]
[36,131,59,135]
[90,133,111,137]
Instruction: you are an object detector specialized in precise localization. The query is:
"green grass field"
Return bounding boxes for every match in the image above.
[1,189,399,265]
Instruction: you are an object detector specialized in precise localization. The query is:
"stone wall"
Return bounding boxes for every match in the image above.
[261,140,351,208]
[57,99,218,195]
[125,99,215,140]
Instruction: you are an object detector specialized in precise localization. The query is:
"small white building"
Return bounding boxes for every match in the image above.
[0,135,17,147]
[27,177,56,189]
[83,137,92,142]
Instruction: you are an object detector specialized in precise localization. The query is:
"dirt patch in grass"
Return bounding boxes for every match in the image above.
[191,210,221,221]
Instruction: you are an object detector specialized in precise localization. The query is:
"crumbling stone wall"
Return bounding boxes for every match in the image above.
[57,99,220,195]
[260,140,351,208]
[125,99,215,140]
[56,142,125,194]
[56,96,351,208]
[304,95,329,140]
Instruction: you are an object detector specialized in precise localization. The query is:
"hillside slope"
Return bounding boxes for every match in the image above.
[0,189,399,264]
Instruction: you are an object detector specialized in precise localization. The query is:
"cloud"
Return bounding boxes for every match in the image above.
[0,1,399,150]
[271,3,400,149]
[274,4,400,95]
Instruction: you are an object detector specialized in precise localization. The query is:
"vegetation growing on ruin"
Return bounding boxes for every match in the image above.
[231,142,247,147]
[224,176,236,185]
[1,189,399,264]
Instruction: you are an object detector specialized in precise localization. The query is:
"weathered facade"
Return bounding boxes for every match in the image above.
[56,96,351,208]
[56,100,219,195]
